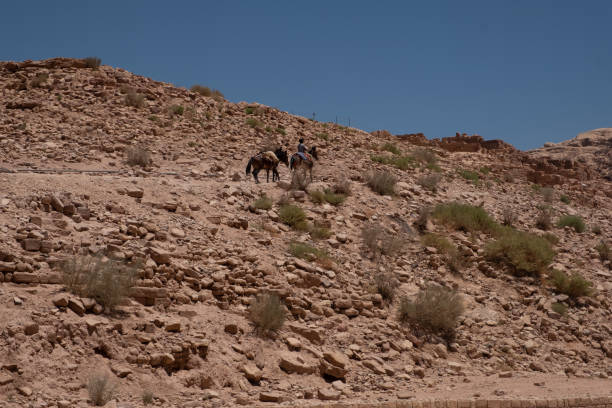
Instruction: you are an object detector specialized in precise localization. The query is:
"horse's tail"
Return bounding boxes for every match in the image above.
[246,158,253,175]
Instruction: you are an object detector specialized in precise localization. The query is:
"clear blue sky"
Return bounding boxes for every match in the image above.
[2,1,611,150]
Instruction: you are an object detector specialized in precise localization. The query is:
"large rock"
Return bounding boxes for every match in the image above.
[288,323,324,345]
[278,352,316,374]
[149,247,172,265]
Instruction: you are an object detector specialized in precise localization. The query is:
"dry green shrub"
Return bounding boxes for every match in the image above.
[169,105,184,116]
[83,57,102,70]
[557,215,586,233]
[125,91,145,108]
[501,207,518,227]
[541,187,554,203]
[332,177,352,195]
[374,272,398,303]
[549,270,593,299]
[484,229,554,276]
[417,173,442,192]
[252,195,273,210]
[595,240,610,263]
[432,203,497,233]
[191,85,224,100]
[278,204,308,230]
[535,207,553,230]
[309,225,332,240]
[367,170,396,195]
[560,194,571,204]
[421,233,463,273]
[542,232,559,245]
[142,390,154,405]
[249,292,286,335]
[381,142,401,155]
[309,190,325,204]
[458,169,480,184]
[289,241,329,261]
[410,148,438,168]
[551,302,567,316]
[246,118,263,128]
[398,285,464,341]
[362,222,406,257]
[30,73,49,88]
[126,145,152,167]
[88,372,116,406]
[61,255,136,312]
[414,206,432,231]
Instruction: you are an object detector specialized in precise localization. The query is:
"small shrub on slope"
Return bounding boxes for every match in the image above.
[549,269,593,299]
[557,215,586,233]
[249,292,286,335]
[367,170,396,195]
[484,229,554,276]
[432,203,497,233]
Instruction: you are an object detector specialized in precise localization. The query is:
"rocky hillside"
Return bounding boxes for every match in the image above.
[530,128,612,181]
[0,58,611,407]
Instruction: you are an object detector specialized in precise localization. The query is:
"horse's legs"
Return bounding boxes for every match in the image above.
[266,169,270,183]
[253,168,260,184]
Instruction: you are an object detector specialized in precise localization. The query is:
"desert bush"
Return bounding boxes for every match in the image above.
[289,241,329,261]
[501,207,518,226]
[126,145,152,167]
[595,240,610,263]
[551,302,567,316]
[30,73,49,88]
[414,206,432,231]
[322,190,346,206]
[535,207,553,230]
[367,170,396,195]
[541,187,554,203]
[278,205,308,230]
[244,106,255,114]
[381,142,401,155]
[142,390,154,405]
[290,170,310,191]
[432,203,497,233]
[411,148,438,168]
[542,232,559,245]
[557,215,586,233]
[417,173,442,192]
[252,195,273,210]
[84,57,102,70]
[421,233,462,273]
[332,177,352,195]
[362,222,406,257]
[88,372,116,406]
[191,85,224,100]
[169,105,184,116]
[560,194,571,204]
[309,226,332,240]
[246,118,263,128]
[480,166,491,175]
[458,169,479,184]
[61,255,137,312]
[317,132,329,141]
[125,91,145,108]
[549,269,593,298]
[374,272,398,303]
[397,285,464,341]
[484,229,554,276]
[249,292,286,335]
[309,190,325,204]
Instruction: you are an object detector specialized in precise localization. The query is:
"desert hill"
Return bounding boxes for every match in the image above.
[0,58,611,407]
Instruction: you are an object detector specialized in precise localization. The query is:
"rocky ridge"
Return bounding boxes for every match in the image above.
[0,58,611,407]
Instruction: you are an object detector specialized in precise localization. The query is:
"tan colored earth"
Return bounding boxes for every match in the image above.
[0,58,610,407]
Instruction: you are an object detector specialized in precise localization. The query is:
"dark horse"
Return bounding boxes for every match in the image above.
[245,147,289,183]
[289,146,318,180]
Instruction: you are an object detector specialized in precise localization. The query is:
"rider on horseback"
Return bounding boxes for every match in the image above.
[297,138,309,161]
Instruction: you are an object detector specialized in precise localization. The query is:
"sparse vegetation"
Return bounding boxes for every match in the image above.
[142,390,154,405]
[557,215,586,233]
[421,233,463,272]
[432,203,497,233]
[309,225,332,240]
[245,106,255,114]
[366,170,396,195]
[410,148,439,170]
[560,194,571,204]
[541,187,554,203]
[249,292,286,335]
[126,144,152,167]
[374,272,398,303]
[278,204,308,230]
[317,132,329,141]
[535,207,553,230]
[61,255,137,312]
[125,91,145,108]
[398,285,464,341]
[310,189,346,206]
[549,269,593,299]
[252,195,273,210]
[191,84,224,100]
[88,372,116,406]
[542,232,559,245]
[289,241,329,261]
[458,169,480,184]
[501,207,518,227]
[362,222,406,257]
[332,177,352,195]
[83,56,102,70]
[417,173,442,192]
[290,170,310,191]
[170,105,184,116]
[551,302,567,316]
[246,118,263,128]
[414,205,432,231]
[485,229,555,276]
[381,142,401,155]
[595,240,610,263]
